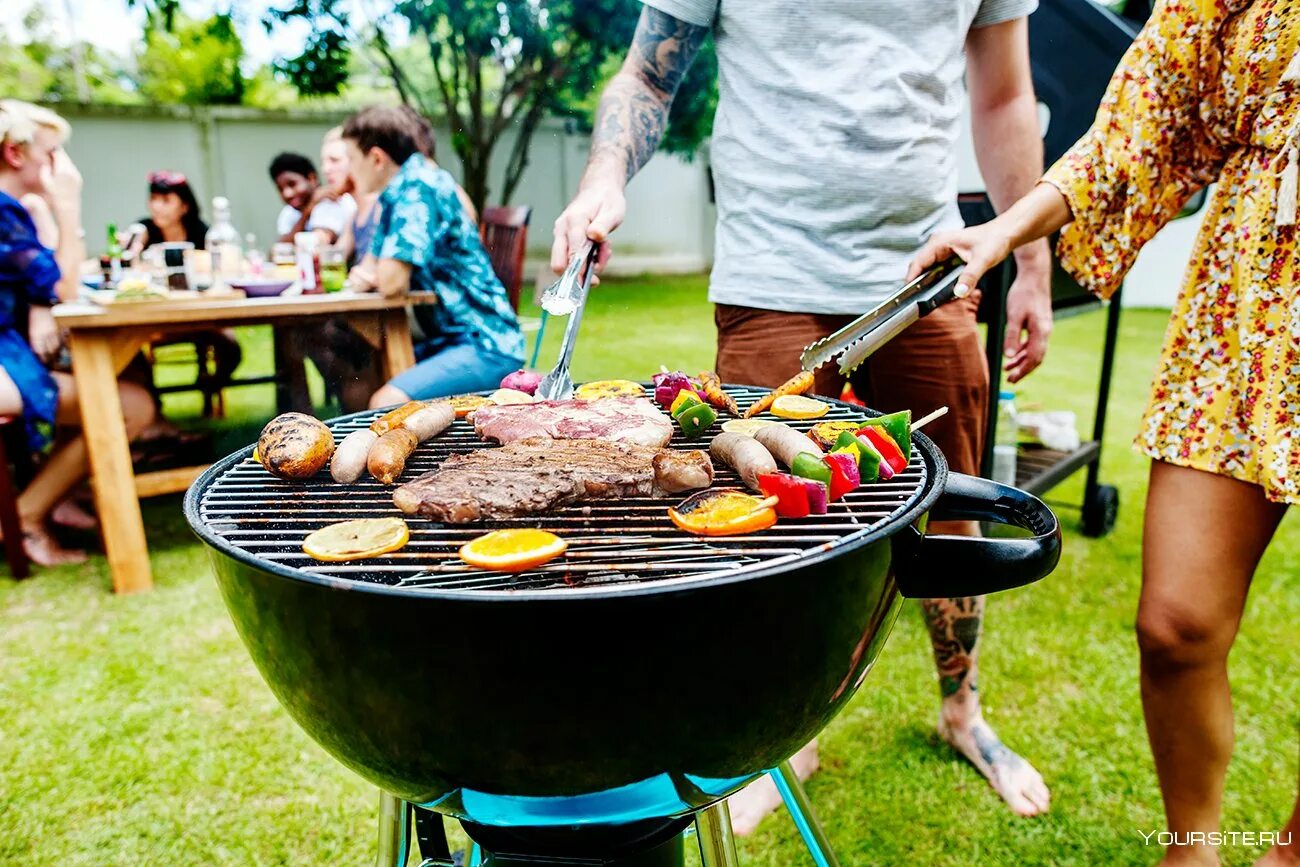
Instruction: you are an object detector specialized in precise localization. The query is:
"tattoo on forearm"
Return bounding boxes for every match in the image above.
[921,597,984,698]
[589,7,708,182]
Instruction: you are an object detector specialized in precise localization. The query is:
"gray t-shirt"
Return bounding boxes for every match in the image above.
[643,0,1037,314]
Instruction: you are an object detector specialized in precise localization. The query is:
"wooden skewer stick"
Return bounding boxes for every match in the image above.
[911,406,949,432]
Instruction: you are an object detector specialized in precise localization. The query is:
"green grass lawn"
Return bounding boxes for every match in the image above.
[2,275,1297,866]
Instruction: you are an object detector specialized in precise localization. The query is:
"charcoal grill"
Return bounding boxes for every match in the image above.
[185,385,1060,866]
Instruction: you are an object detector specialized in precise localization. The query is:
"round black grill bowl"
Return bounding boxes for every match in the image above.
[185,397,1059,827]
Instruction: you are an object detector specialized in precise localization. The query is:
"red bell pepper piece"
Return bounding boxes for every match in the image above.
[859,426,907,475]
[822,452,860,501]
[757,472,810,519]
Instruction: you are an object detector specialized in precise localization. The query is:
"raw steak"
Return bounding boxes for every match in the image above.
[392,437,713,523]
[473,398,673,448]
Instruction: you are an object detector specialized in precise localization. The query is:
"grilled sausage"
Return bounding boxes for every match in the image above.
[652,449,714,493]
[257,412,335,480]
[754,423,823,469]
[402,401,454,441]
[330,429,378,483]
[371,401,428,436]
[709,432,778,491]
[368,428,419,485]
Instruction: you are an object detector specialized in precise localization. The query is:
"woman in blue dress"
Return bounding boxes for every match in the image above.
[0,100,155,566]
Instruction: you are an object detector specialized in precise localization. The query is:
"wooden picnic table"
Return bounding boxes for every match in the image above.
[54,290,437,594]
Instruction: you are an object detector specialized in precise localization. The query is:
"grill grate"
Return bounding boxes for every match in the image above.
[197,386,929,592]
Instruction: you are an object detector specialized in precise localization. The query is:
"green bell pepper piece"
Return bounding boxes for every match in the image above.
[859,410,911,461]
[676,402,718,439]
[790,452,832,487]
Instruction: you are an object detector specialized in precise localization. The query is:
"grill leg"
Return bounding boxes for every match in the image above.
[695,801,740,867]
[375,791,412,867]
[771,763,841,867]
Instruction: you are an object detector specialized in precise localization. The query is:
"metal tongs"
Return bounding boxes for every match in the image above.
[536,242,601,401]
[800,257,966,374]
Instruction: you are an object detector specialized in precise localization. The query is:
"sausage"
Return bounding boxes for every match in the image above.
[709,432,778,491]
[754,423,823,469]
[371,401,427,436]
[330,429,378,483]
[401,401,454,441]
[367,428,419,485]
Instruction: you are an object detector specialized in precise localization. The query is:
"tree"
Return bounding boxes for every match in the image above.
[265,0,717,211]
[0,7,137,105]
[136,12,246,106]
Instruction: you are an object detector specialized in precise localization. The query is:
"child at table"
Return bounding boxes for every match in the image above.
[0,100,155,566]
[340,106,524,405]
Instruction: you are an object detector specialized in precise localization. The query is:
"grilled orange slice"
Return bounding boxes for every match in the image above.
[303,518,410,562]
[575,379,646,399]
[668,489,779,536]
[771,395,829,420]
[459,528,568,572]
[449,394,492,419]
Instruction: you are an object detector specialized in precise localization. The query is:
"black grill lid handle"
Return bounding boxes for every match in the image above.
[894,472,1061,598]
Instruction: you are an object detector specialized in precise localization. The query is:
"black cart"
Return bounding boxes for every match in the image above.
[965,0,1165,537]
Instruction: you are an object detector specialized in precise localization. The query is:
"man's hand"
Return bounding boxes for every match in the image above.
[550,183,626,276]
[346,262,377,292]
[1002,268,1052,383]
[27,305,61,362]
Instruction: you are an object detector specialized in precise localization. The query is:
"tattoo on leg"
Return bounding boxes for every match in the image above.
[589,8,709,181]
[921,597,985,699]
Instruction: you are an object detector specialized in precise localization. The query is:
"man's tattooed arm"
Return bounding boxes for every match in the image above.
[586,7,709,185]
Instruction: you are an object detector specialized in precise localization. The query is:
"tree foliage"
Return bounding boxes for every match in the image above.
[0,7,136,104]
[137,13,246,106]
[265,0,717,209]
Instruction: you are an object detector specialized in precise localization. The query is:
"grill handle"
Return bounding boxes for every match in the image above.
[894,473,1061,598]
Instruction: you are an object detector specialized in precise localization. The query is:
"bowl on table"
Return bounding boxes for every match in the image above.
[227,278,295,298]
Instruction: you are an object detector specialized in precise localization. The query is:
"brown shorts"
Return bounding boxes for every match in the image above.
[714,296,989,476]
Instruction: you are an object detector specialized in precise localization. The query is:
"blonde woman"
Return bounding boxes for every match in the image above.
[910,3,1299,863]
[0,101,155,565]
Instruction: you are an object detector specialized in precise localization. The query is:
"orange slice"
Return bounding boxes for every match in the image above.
[449,394,492,419]
[668,489,779,536]
[303,518,410,562]
[575,379,646,399]
[459,528,568,572]
[771,395,830,420]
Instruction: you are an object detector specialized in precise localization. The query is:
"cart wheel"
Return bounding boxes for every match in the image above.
[1082,484,1119,537]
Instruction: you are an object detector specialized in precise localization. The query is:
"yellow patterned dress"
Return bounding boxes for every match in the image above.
[1043,0,1300,504]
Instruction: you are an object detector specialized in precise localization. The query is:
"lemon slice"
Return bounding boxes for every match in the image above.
[459,528,568,572]
[771,395,830,420]
[575,379,646,399]
[303,518,410,562]
[720,418,779,437]
[489,388,536,405]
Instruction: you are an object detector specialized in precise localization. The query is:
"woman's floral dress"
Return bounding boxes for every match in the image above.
[1043,0,1300,504]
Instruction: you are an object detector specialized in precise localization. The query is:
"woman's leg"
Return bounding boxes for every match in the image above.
[1255,770,1300,866]
[15,374,154,565]
[1139,460,1287,866]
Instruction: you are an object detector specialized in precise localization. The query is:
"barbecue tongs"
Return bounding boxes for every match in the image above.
[536,242,601,401]
[800,257,966,374]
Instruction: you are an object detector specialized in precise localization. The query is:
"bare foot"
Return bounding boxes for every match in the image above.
[728,741,820,837]
[50,497,98,531]
[938,711,1050,817]
[21,526,87,567]
[1256,844,1300,866]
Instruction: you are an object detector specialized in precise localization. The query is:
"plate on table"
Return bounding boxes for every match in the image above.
[227,278,295,298]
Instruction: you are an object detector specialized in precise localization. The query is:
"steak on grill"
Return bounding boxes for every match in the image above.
[473,398,673,448]
[393,437,713,523]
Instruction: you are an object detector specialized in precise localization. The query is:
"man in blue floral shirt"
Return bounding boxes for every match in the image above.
[342,106,524,407]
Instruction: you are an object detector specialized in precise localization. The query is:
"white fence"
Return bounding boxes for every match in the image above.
[54,103,1191,306]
